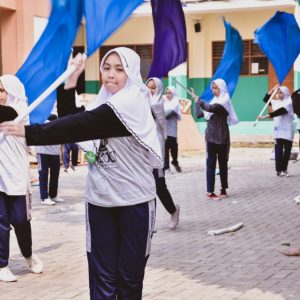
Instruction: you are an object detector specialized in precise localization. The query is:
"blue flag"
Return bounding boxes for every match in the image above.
[254,11,300,84]
[148,0,187,78]
[16,0,83,124]
[84,0,143,56]
[201,19,242,102]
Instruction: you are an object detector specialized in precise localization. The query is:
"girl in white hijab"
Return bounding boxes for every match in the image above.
[258,85,294,176]
[146,77,180,230]
[0,48,162,299]
[193,79,238,200]
[164,86,182,173]
[0,75,43,282]
[203,79,238,126]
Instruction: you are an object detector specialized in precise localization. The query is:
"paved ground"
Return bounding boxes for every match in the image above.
[2,147,300,300]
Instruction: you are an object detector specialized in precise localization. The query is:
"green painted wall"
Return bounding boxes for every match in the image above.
[170,76,269,123]
[84,75,280,135]
[231,76,269,121]
[171,75,274,135]
[162,78,169,91]
[85,80,99,94]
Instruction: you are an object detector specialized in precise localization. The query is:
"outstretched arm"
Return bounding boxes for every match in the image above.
[0,104,131,146]
[190,90,227,115]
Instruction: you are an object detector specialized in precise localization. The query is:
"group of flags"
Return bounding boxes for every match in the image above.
[15,0,300,124]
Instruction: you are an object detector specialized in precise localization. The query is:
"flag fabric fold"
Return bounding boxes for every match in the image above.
[16,0,83,124]
[148,0,187,78]
[254,11,300,84]
[84,0,143,56]
[201,19,242,102]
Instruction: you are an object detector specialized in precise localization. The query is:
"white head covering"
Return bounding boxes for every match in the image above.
[164,86,182,120]
[279,86,290,98]
[204,79,239,126]
[0,75,29,125]
[146,77,163,106]
[146,77,167,146]
[271,86,294,116]
[84,47,163,168]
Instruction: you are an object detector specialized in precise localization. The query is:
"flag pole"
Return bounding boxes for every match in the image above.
[253,87,278,127]
[0,64,76,141]
[172,78,195,97]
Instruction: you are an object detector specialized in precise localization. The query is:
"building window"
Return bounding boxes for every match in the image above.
[100,44,153,79]
[212,39,268,76]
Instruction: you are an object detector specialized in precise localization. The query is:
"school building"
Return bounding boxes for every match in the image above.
[0,0,299,145]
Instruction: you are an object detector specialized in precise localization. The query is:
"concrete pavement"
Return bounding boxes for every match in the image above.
[2,147,300,300]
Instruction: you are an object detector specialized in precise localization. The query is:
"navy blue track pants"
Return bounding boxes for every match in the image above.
[0,192,32,267]
[37,153,60,200]
[206,141,229,193]
[86,200,156,300]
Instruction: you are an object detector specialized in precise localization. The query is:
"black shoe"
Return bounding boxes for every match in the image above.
[171,162,182,173]
[219,189,228,198]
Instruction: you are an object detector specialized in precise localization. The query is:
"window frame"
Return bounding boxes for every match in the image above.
[212,39,268,77]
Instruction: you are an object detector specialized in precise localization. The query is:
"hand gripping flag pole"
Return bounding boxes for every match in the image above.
[15,64,77,123]
[17,63,77,121]
[172,78,194,97]
[0,63,75,142]
[0,64,76,142]
[253,88,278,127]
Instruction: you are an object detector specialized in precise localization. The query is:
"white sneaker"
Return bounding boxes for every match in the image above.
[293,195,300,204]
[0,267,17,282]
[40,198,56,205]
[169,205,180,230]
[283,171,292,177]
[26,254,43,274]
[50,196,65,203]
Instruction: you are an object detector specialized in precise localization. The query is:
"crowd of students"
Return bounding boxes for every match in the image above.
[0,47,299,298]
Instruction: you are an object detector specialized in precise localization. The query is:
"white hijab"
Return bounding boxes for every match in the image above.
[271,86,294,124]
[146,77,167,141]
[0,75,29,125]
[271,86,293,111]
[164,86,182,120]
[84,47,163,168]
[204,79,238,126]
[146,77,163,107]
